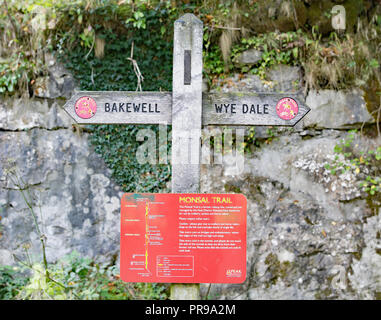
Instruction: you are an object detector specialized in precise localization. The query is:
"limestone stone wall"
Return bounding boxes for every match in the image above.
[0,97,123,265]
[0,61,380,299]
[200,130,380,299]
[199,66,381,299]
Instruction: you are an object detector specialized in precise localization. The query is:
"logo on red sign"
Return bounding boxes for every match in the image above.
[276,97,298,120]
[75,96,97,119]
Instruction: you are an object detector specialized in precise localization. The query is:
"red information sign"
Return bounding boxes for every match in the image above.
[120,193,247,283]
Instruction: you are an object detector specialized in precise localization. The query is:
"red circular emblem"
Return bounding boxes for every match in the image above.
[276,97,298,120]
[75,96,97,119]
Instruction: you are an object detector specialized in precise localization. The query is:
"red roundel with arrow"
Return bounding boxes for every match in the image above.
[276,97,298,120]
[75,96,97,119]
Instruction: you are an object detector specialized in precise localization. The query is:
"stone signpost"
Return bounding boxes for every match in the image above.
[64,13,310,300]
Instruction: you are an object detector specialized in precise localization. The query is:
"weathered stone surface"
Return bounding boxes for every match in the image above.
[348,213,381,299]
[0,93,121,265]
[33,55,77,99]
[0,128,123,265]
[170,284,200,300]
[0,63,380,301]
[234,49,263,66]
[200,130,381,299]
[303,89,374,129]
[200,70,380,299]
[267,65,302,92]
[211,74,274,93]
[0,97,73,130]
[211,65,302,94]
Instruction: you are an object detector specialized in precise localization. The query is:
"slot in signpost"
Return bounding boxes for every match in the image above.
[64,14,310,300]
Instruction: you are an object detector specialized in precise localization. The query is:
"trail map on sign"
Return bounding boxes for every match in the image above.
[120,193,247,283]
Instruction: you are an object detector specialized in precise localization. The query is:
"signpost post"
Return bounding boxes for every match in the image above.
[170,14,203,300]
[63,13,310,300]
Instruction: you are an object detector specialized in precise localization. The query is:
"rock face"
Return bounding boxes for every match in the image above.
[0,63,380,299]
[200,130,380,299]
[201,70,379,299]
[267,65,302,92]
[304,89,374,129]
[212,65,302,93]
[0,98,71,131]
[32,54,77,99]
[234,49,263,66]
[0,98,123,265]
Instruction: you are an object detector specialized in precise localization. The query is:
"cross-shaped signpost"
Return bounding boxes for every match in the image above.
[64,14,310,300]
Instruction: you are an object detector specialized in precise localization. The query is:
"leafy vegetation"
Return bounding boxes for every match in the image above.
[1,164,168,300]
[1,252,168,300]
[1,0,380,94]
[89,124,171,192]
[0,265,28,299]
[230,31,301,78]
[56,2,175,192]
[324,130,381,198]
[213,25,381,92]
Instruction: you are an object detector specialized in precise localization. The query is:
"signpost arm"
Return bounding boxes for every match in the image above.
[170,13,203,300]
